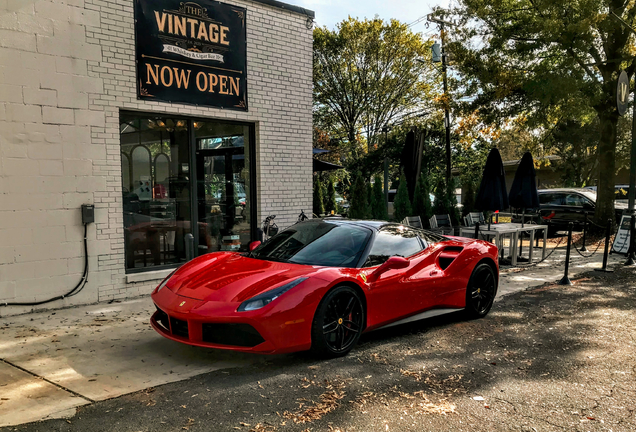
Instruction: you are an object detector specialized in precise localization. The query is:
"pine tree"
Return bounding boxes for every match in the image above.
[433,178,449,216]
[349,172,368,219]
[366,181,374,219]
[325,179,337,215]
[372,176,388,220]
[393,173,412,223]
[462,178,476,217]
[313,176,325,216]
[412,174,433,227]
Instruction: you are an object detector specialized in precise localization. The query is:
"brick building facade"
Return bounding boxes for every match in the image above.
[0,0,314,315]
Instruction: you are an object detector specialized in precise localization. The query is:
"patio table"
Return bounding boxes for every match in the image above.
[460,223,548,266]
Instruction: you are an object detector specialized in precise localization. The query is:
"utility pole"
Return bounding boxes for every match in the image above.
[428,14,454,181]
[382,125,391,213]
[609,11,636,265]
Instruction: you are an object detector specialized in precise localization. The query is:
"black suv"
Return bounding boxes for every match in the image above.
[536,188,627,235]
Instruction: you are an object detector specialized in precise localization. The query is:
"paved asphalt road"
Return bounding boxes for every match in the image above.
[4,266,635,432]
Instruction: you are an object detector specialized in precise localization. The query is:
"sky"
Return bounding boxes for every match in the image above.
[283,0,451,37]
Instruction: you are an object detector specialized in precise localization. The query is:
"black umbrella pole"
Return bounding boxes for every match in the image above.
[596,219,613,273]
[559,223,574,285]
[581,212,588,252]
[474,222,480,240]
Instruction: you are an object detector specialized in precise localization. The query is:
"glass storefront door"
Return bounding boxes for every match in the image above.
[195,122,252,254]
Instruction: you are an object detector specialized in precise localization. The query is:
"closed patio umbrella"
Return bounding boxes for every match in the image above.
[508,152,539,214]
[508,152,540,260]
[476,148,509,228]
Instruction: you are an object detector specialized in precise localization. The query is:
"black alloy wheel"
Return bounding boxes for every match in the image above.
[465,262,498,319]
[311,286,365,357]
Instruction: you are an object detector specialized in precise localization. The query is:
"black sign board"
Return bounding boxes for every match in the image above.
[616,70,629,116]
[135,0,247,110]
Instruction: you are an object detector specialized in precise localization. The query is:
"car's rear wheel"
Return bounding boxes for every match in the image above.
[465,262,497,319]
[311,286,364,357]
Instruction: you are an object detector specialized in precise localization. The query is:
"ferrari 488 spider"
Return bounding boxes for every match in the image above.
[151,219,499,357]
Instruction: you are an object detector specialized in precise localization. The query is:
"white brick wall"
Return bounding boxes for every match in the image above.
[0,0,313,314]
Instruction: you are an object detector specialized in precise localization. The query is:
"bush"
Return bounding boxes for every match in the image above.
[412,174,433,227]
[372,176,389,220]
[461,178,476,217]
[325,179,337,215]
[393,173,412,222]
[313,176,325,215]
[366,181,374,219]
[432,178,449,216]
[349,172,368,219]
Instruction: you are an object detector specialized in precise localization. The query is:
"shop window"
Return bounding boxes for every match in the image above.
[120,112,255,273]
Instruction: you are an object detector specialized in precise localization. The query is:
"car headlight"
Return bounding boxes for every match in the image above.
[238,277,308,312]
[156,270,177,293]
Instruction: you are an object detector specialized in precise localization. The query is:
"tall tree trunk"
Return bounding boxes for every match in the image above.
[594,110,618,230]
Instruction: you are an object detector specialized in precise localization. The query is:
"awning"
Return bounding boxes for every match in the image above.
[313,159,343,172]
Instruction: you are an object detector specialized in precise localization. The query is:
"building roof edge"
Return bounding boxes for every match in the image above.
[248,0,315,19]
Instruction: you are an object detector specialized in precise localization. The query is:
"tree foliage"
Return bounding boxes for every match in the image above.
[313,176,325,216]
[325,178,337,215]
[314,18,435,154]
[412,174,433,226]
[440,0,636,227]
[373,176,389,220]
[393,173,412,222]
[349,172,368,219]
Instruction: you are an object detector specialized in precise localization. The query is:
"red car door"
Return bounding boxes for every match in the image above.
[363,226,438,329]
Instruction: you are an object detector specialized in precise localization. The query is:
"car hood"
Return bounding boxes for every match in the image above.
[166,252,319,302]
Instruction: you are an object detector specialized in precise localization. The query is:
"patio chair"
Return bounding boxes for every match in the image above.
[429,214,454,235]
[465,212,485,226]
[402,216,423,229]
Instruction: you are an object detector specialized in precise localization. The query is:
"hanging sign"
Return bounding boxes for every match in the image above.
[135,0,247,110]
[616,71,629,116]
[612,214,631,254]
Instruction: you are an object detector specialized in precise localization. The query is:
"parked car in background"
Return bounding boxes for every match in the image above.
[536,188,626,235]
[584,185,630,205]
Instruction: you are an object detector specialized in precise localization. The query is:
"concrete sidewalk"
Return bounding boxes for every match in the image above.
[0,247,626,427]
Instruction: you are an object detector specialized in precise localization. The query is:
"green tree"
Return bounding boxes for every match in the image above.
[393,173,412,222]
[366,181,374,219]
[433,178,449,216]
[313,18,435,155]
[441,1,636,227]
[349,172,368,219]
[372,176,389,220]
[461,177,476,217]
[412,174,433,227]
[325,179,337,215]
[313,176,325,216]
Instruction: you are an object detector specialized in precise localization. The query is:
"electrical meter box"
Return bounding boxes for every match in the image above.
[81,204,95,224]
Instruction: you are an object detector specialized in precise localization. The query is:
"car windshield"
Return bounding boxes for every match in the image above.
[250,221,371,267]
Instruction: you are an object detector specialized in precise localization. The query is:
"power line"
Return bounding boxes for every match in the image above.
[408,15,428,27]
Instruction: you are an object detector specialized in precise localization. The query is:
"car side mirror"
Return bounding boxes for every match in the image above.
[367,256,409,283]
[249,241,261,251]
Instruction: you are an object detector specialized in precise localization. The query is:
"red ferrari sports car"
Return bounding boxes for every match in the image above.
[151,219,499,357]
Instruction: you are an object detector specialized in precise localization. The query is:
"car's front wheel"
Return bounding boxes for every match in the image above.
[465,262,498,319]
[311,286,365,358]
